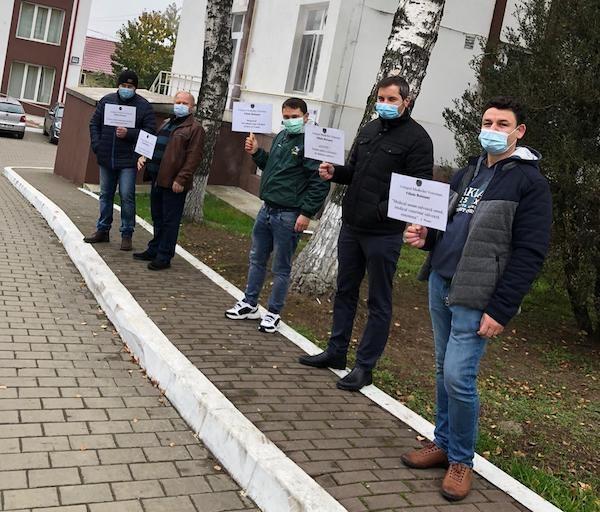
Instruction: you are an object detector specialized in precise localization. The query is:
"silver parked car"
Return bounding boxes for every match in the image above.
[44,102,64,144]
[0,97,26,139]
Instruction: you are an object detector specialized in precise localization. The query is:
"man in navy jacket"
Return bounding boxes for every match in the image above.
[402,97,552,502]
[84,70,156,251]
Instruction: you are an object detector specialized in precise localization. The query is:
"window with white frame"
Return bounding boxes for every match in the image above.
[291,5,328,94]
[227,12,245,108]
[16,2,65,45]
[7,62,56,105]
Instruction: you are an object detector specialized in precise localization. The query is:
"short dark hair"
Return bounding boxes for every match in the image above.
[376,75,410,99]
[282,97,308,114]
[483,96,527,125]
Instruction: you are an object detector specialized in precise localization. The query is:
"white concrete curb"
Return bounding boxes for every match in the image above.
[3,167,347,512]
[77,187,562,512]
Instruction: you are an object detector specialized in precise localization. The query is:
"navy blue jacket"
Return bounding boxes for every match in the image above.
[420,147,552,326]
[89,92,156,170]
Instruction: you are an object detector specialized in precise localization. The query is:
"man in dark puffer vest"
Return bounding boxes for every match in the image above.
[299,75,434,391]
[401,97,552,502]
[84,69,156,251]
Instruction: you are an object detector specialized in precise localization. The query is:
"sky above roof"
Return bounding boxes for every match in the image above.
[87,0,183,41]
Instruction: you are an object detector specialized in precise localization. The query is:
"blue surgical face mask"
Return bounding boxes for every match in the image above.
[375,102,401,120]
[283,117,305,134]
[173,104,190,117]
[478,128,518,155]
[118,86,135,100]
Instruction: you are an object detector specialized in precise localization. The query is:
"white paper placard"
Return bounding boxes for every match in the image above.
[387,174,450,231]
[104,104,136,128]
[134,130,157,159]
[232,102,273,134]
[304,125,345,165]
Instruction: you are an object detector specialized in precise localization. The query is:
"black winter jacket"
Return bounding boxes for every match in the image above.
[89,92,156,170]
[332,110,434,234]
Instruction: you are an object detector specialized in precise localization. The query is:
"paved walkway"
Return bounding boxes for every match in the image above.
[0,170,258,508]
[5,158,528,512]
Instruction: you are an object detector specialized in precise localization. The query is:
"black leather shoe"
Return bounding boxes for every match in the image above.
[148,259,171,271]
[298,350,346,370]
[133,251,155,261]
[336,367,372,391]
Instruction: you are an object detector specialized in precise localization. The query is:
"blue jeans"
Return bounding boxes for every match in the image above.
[244,204,301,314]
[146,181,187,263]
[97,166,136,236]
[429,270,488,467]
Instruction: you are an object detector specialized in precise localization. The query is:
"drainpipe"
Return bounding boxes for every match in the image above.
[59,0,80,102]
[482,0,508,72]
[486,0,508,48]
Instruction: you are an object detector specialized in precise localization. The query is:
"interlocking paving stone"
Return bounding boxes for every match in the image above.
[0,147,258,512]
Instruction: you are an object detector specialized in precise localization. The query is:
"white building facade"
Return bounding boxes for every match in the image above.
[166,0,519,165]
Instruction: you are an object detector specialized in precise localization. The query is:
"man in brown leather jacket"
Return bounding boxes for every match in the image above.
[134,91,204,270]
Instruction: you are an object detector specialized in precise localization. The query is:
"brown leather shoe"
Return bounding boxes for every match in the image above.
[120,236,133,251]
[441,463,473,501]
[83,230,109,243]
[401,441,449,469]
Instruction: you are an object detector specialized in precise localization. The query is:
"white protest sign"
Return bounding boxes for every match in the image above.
[134,130,157,159]
[304,125,345,165]
[104,103,136,128]
[387,174,450,231]
[232,102,273,134]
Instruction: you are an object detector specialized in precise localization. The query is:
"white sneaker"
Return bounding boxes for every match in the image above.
[258,312,280,333]
[225,300,261,320]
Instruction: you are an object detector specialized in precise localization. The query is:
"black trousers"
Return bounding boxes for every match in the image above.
[147,182,187,263]
[327,224,403,370]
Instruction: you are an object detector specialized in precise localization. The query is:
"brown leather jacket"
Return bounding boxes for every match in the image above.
[153,115,205,191]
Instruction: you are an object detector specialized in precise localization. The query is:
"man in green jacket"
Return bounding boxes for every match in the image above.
[225,97,330,333]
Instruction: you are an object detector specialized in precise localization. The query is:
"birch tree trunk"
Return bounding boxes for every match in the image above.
[290,0,447,294]
[183,0,233,222]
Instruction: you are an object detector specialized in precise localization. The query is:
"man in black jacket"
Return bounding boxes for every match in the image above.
[299,76,434,390]
[84,70,156,251]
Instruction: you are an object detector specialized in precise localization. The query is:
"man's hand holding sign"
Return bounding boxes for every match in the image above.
[388,174,450,231]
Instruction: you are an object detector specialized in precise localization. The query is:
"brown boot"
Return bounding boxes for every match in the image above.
[441,463,473,501]
[401,441,449,469]
[83,230,109,243]
[120,236,133,251]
